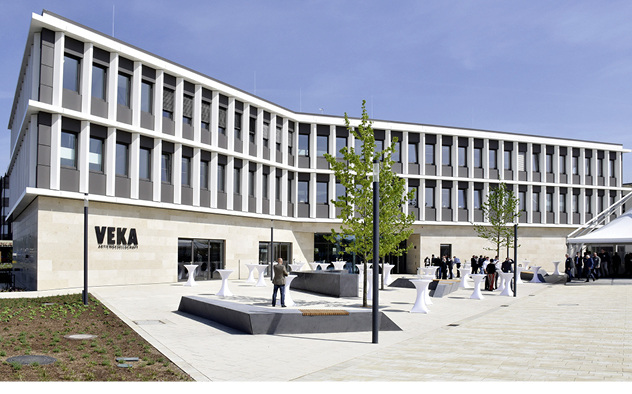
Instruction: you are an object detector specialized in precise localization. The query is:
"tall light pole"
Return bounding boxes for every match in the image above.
[513,223,518,297]
[270,219,274,275]
[83,193,89,305]
[372,160,380,344]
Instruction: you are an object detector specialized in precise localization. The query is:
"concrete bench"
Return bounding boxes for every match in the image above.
[177,295,401,335]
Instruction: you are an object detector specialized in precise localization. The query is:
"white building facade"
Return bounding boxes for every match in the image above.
[6,11,630,290]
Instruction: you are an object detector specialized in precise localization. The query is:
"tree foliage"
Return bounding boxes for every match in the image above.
[473,182,520,259]
[324,100,415,306]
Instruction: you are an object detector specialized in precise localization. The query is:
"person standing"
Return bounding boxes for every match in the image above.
[599,249,610,278]
[471,255,478,274]
[574,252,583,280]
[564,254,573,282]
[272,257,289,307]
[592,252,601,280]
[584,252,595,282]
[453,256,461,278]
[446,256,454,279]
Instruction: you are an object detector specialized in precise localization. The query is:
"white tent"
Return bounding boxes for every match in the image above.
[567,209,632,245]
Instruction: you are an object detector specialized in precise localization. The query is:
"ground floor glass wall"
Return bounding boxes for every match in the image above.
[178,238,225,281]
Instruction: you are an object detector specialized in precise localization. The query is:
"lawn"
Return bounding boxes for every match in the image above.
[0,293,193,381]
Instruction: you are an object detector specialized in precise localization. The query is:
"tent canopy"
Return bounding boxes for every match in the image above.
[567,209,632,245]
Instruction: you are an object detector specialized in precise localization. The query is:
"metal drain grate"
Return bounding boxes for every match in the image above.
[557,303,579,307]
[447,323,460,327]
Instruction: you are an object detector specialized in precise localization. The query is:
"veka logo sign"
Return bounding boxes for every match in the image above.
[94,227,139,250]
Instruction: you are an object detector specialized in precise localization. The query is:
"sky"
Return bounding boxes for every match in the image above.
[1,0,631,182]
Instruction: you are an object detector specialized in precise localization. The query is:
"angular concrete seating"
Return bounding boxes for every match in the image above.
[177,296,401,335]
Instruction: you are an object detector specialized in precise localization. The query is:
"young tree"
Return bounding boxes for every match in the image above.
[324,100,414,306]
[473,182,520,259]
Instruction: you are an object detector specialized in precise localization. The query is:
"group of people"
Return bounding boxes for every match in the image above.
[564,249,632,282]
[424,255,461,280]
[424,254,516,291]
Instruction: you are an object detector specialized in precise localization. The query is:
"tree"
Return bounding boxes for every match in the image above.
[473,182,520,259]
[324,100,415,307]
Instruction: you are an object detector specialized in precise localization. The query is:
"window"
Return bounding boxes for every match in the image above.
[598,194,604,212]
[262,173,268,199]
[163,88,174,119]
[181,157,191,187]
[458,146,466,167]
[585,195,592,214]
[610,158,616,177]
[89,137,104,172]
[161,153,171,183]
[276,126,282,151]
[336,137,347,159]
[546,193,553,212]
[572,194,579,213]
[139,148,151,180]
[458,189,467,209]
[442,145,451,166]
[200,161,209,189]
[489,149,497,169]
[217,107,226,135]
[63,55,80,92]
[408,143,418,164]
[546,154,553,173]
[532,153,540,172]
[234,167,241,194]
[317,181,328,204]
[288,129,294,155]
[183,95,193,125]
[392,141,401,163]
[532,192,540,212]
[504,150,512,170]
[425,187,435,208]
[117,73,131,107]
[336,183,345,199]
[317,135,328,157]
[298,181,309,203]
[60,131,77,168]
[519,191,526,211]
[559,155,567,174]
[375,140,384,157]
[597,158,604,177]
[408,186,418,207]
[474,148,482,168]
[262,122,270,147]
[559,194,566,213]
[298,134,309,156]
[474,189,482,209]
[248,170,255,197]
[441,188,451,208]
[141,81,153,113]
[572,156,579,175]
[249,117,256,143]
[276,175,282,201]
[234,112,242,139]
[92,64,106,100]
[217,164,225,192]
[585,157,591,176]
[518,152,526,171]
[115,143,128,176]
[425,144,434,165]
[201,102,211,131]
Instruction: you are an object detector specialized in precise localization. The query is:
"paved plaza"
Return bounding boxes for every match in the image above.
[2,274,631,383]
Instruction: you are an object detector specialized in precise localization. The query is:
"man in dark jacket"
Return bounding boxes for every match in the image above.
[574,252,583,280]
[564,254,573,282]
[584,253,595,282]
[272,258,289,307]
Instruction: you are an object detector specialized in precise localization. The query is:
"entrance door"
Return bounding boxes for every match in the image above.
[178,238,225,281]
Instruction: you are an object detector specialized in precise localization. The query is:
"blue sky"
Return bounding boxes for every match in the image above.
[2,0,631,182]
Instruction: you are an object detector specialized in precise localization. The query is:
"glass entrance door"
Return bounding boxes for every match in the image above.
[178,238,225,281]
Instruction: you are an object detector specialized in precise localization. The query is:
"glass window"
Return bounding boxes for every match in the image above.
[335,183,345,199]
[586,195,592,214]
[425,144,434,165]
[141,81,153,113]
[533,153,540,172]
[139,148,151,180]
[546,193,553,212]
[458,189,467,209]
[442,145,451,166]
[518,152,526,172]
[572,194,579,213]
[425,187,434,208]
[375,140,384,157]
[610,158,616,177]
[63,55,80,92]
[161,153,171,183]
[474,189,482,209]
[442,188,451,208]
[474,148,482,168]
[182,157,191,187]
[248,170,255,197]
[532,192,540,212]
[89,137,103,172]
[262,173,268,199]
[585,157,591,176]
[598,194,604,212]
[489,149,497,169]
[60,131,77,168]
[234,167,241,194]
[504,150,512,170]
[336,137,347,159]
[298,180,309,203]
[317,181,328,204]
[298,134,309,156]
[163,88,174,119]
[183,95,194,125]
[392,141,401,163]
[115,143,128,176]
[572,156,579,175]
[597,158,604,177]
[408,186,418,207]
[117,73,131,107]
[217,164,225,192]
[262,122,269,147]
[559,155,567,174]
[317,135,328,157]
[518,191,526,211]
[200,161,209,189]
[546,154,553,173]
[559,194,566,213]
[408,143,418,164]
[92,64,106,100]
[458,146,466,167]
[234,112,242,139]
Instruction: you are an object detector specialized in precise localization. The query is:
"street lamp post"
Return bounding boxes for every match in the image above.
[372,160,379,344]
[270,219,274,275]
[513,223,518,297]
[83,193,89,305]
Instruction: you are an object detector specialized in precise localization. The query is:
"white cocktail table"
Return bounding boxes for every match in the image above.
[384,263,395,286]
[421,274,434,305]
[499,272,514,296]
[253,264,268,287]
[317,263,330,271]
[245,263,260,283]
[184,264,198,287]
[409,278,431,313]
[289,263,305,272]
[459,266,471,289]
[308,262,319,271]
[552,261,561,275]
[515,265,526,284]
[529,266,542,283]
[332,261,346,271]
[469,274,485,300]
[216,269,234,297]
[284,274,297,307]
